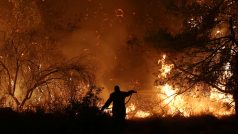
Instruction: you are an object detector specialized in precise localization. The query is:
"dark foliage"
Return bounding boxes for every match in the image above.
[0,107,237,134]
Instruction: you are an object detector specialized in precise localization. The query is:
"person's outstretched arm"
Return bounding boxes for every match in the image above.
[101,95,113,111]
[123,90,137,97]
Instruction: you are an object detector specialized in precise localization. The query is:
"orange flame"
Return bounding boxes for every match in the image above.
[155,54,234,117]
[124,54,234,119]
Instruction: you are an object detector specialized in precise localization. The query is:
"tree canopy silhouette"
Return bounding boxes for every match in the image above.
[154,0,238,118]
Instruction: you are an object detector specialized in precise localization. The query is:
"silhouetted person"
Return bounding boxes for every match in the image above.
[101,85,136,125]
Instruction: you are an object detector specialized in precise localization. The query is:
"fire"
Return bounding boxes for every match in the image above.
[100,103,151,119]
[126,103,151,119]
[211,24,229,38]
[102,54,234,119]
[156,84,234,117]
[134,110,151,118]
[158,55,174,78]
[155,54,235,117]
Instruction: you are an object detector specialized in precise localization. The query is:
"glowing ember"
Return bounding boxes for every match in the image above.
[216,30,221,34]
[115,9,124,17]
[211,24,229,38]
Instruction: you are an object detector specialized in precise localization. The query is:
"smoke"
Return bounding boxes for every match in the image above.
[35,0,189,96]
[0,0,189,96]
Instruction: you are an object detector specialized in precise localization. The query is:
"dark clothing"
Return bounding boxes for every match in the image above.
[101,89,136,134]
[102,90,134,120]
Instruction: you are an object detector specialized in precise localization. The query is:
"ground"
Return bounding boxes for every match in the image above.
[0,110,237,134]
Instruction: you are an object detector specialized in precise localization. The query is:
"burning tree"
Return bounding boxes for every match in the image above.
[0,39,95,110]
[0,0,97,111]
[154,0,238,117]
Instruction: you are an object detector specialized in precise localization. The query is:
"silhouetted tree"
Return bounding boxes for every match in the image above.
[154,0,238,118]
[0,0,96,111]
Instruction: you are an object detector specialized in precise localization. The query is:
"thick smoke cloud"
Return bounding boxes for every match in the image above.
[0,0,192,96]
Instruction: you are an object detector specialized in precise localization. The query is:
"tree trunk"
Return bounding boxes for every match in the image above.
[19,97,28,110]
[233,89,238,119]
[232,51,238,119]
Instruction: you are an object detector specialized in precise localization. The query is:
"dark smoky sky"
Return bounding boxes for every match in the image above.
[0,0,198,95]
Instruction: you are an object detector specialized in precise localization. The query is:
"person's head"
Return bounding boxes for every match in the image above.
[114,85,120,92]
